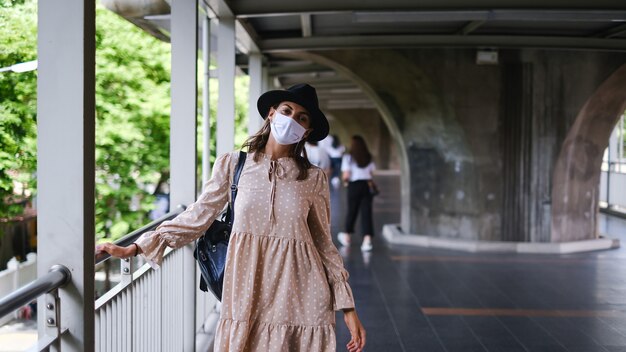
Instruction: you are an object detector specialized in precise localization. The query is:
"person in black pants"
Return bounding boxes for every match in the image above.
[337,135,376,252]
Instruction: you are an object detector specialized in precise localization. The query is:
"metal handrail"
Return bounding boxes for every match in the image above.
[95,205,186,264]
[0,265,71,319]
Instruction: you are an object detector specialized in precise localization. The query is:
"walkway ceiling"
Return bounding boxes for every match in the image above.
[109,0,626,111]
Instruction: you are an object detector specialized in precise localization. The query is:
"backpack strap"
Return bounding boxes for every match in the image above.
[230,151,246,222]
[225,151,247,225]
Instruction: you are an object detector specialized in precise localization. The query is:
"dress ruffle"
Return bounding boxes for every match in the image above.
[214,318,337,352]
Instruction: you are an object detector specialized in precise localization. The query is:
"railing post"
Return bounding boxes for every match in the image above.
[44,290,61,350]
[120,258,133,285]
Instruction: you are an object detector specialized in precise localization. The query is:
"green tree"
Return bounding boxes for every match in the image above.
[96,6,251,241]
[94,5,172,240]
[0,0,37,219]
[1,1,250,241]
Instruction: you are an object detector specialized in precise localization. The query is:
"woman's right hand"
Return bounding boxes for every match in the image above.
[96,243,138,259]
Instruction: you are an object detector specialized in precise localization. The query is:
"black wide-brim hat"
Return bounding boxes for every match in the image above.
[257,83,329,142]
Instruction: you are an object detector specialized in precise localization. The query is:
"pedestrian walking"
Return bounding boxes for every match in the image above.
[337,135,376,252]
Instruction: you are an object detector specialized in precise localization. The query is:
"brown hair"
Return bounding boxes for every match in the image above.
[242,118,312,180]
[349,135,372,168]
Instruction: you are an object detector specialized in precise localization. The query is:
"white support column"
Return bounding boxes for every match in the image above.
[609,123,619,167]
[37,0,95,350]
[248,53,264,135]
[262,66,270,92]
[217,16,236,156]
[608,122,620,206]
[202,15,212,185]
[171,0,198,349]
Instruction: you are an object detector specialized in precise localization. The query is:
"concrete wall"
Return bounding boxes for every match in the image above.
[309,49,626,242]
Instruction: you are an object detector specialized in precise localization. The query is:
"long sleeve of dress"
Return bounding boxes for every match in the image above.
[308,169,356,311]
[135,152,233,268]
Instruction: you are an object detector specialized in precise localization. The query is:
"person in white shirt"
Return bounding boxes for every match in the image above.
[321,135,346,189]
[305,140,331,176]
[337,135,375,252]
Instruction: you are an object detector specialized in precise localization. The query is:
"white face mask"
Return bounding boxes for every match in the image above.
[270,112,307,145]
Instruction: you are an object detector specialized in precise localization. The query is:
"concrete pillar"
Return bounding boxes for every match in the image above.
[551,64,626,242]
[248,53,264,134]
[37,0,95,350]
[217,17,235,155]
[170,0,197,348]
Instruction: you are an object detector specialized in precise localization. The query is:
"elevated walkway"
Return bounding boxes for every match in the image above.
[333,172,626,351]
[2,171,626,350]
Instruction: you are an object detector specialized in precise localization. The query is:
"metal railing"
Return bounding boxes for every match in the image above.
[601,161,626,210]
[95,205,186,264]
[94,205,220,352]
[0,205,221,351]
[0,264,71,351]
[0,265,70,319]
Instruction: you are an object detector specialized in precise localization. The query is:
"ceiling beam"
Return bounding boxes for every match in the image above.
[202,0,262,54]
[593,23,626,38]
[279,75,351,86]
[235,20,261,54]
[275,79,357,90]
[225,0,626,17]
[268,63,331,75]
[352,10,626,23]
[261,35,626,52]
[318,94,370,102]
[301,14,312,37]
[457,21,486,35]
[322,101,376,110]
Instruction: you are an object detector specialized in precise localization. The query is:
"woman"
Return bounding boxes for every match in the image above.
[337,136,376,252]
[97,84,366,352]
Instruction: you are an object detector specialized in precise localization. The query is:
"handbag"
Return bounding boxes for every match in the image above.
[368,180,379,196]
[194,151,246,300]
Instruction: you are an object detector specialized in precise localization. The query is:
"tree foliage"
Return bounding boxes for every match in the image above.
[0,0,37,218]
[1,1,250,240]
[94,4,172,240]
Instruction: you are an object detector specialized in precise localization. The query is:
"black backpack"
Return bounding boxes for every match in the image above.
[194,151,246,300]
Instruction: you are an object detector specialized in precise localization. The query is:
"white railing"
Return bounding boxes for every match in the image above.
[0,264,72,351]
[94,208,220,352]
[97,248,175,351]
[95,248,220,352]
[1,209,222,351]
[600,162,626,209]
[0,253,37,326]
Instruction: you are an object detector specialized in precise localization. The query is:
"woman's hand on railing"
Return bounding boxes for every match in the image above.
[96,243,139,259]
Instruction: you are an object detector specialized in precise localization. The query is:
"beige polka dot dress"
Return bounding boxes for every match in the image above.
[136,151,355,351]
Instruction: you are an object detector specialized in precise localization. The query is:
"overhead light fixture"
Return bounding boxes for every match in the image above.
[476,50,498,65]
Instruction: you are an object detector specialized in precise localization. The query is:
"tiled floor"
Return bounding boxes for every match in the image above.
[331,175,626,352]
